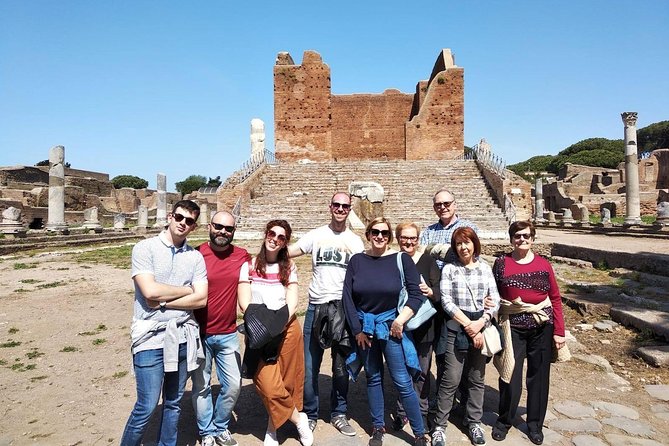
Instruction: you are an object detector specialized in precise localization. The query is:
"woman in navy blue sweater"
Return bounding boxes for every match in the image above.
[342,217,428,446]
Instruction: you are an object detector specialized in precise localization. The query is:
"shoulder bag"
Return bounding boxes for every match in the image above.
[396,253,437,331]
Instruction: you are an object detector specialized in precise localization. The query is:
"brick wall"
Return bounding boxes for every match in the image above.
[274,49,464,161]
[330,91,413,159]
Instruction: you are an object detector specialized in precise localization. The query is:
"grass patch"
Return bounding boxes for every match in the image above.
[74,244,134,269]
[79,324,108,336]
[13,262,37,270]
[8,327,19,334]
[10,362,24,370]
[24,364,36,370]
[13,288,30,293]
[28,418,38,424]
[80,265,92,269]
[19,279,42,284]
[0,359,6,366]
[92,338,107,345]
[60,346,78,352]
[26,349,44,359]
[1,340,21,348]
[36,281,66,289]
[112,370,129,379]
[30,375,48,382]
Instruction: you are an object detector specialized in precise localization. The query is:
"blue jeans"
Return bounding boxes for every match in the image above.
[191,333,242,436]
[303,303,349,420]
[120,343,188,446]
[360,334,425,437]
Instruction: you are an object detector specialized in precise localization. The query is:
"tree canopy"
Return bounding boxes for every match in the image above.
[175,175,207,195]
[111,175,148,189]
[506,122,667,179]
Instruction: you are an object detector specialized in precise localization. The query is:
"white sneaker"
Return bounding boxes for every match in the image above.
[201,435,216,446]
[296,412,314,446]
[263,430,279,446]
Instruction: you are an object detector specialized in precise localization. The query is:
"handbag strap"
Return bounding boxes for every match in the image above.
[458,266,481,312]
[396,253,408,309]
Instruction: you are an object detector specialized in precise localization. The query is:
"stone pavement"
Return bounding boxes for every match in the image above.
[536,228,669,256]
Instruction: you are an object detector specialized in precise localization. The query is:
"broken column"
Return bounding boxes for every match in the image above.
[250,118,266,159]
[137,205,148,231]
[534,177,545,222]
[46,145,69,233]
[1,207,27,238]
[199,202,209,226]
[82,207,103,233]
[114,214,126,230]
[622,112,642,225]
[154,173,167,228]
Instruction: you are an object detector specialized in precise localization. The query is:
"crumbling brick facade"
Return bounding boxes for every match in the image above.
[274,49,464,162]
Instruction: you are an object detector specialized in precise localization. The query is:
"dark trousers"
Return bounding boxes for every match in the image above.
[496,323,554,433]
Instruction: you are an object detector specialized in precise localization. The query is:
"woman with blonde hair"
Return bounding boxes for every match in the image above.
[391,222,441,432]
[342,217,428,446]
[238,220,313,446]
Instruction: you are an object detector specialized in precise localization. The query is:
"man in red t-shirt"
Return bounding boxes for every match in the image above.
[191,211,250,446]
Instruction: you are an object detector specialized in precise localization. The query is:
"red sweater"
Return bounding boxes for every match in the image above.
[493,254,565,337]
[195,243,250,335]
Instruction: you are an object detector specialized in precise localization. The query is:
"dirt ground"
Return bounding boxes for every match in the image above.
[0,239,668,445]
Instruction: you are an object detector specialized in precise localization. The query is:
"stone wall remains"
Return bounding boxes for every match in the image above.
[274,49,464,162]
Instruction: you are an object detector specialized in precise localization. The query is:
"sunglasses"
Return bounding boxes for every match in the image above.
[433,201,454,209]
[211,223,235,233]
[266,229,287,243]
[369,228,390,238]
[399,236,418,242]
[172,212,196,226]
[331,202,351,210]
[513,233,532,240]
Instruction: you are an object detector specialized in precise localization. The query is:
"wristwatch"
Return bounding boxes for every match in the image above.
[160,301,167,311]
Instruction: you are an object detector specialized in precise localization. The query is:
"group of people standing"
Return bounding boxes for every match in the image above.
[119,186,565,446]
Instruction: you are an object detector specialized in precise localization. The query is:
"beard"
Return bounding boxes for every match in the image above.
[210,232,233,248]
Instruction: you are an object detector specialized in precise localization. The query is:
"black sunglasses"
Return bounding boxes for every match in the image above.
[266,229,287,243]
[172,212,196,226]
[211,223,235,233]
[331,202,351,210]
[513,233,532,240]
[433,201,454,209]
[369,228,390,238]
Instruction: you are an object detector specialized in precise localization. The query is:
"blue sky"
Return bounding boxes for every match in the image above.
[1,1,667,191]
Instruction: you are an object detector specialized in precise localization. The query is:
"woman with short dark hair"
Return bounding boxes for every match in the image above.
[431,227,500,446]
[491,221,566,445]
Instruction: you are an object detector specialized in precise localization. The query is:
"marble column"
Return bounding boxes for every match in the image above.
[1,207,27,238]
[534,177,545,222]
[82,207,103,233]
[622,112,642,225]
[46,145,69,233]
[250,118,265,159]
[137,205,148,229]
[199,202,209,226]
[154,173,167,228]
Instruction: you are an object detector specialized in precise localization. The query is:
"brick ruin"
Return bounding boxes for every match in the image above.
[274,49,464,162]
[541,148,669,217]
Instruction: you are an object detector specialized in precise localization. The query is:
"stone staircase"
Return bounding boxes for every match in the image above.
[234,159,509,239]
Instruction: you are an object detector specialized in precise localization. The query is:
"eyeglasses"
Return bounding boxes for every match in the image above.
[433,201,454,209]
[331,202,351,211]
[172,212,196,226]
[399,236,418,242]
[369,229,390,238]
[513,233,532,240]
[266,229,287,243]
[211,223,235,233]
